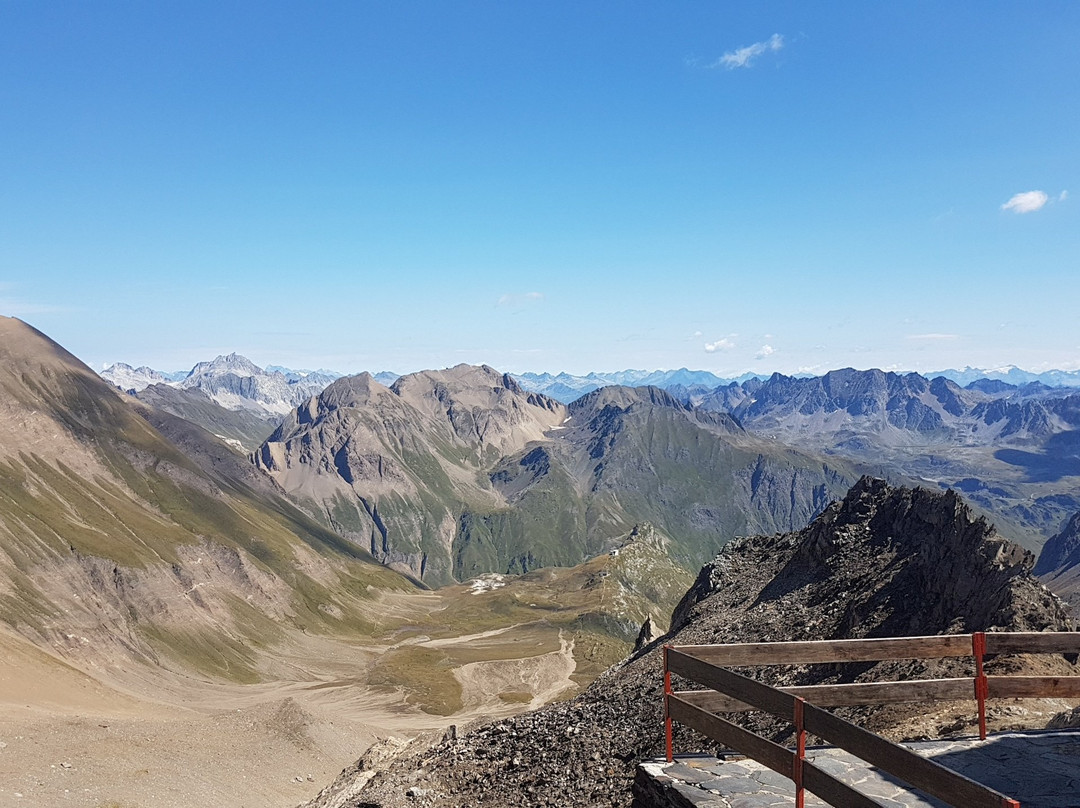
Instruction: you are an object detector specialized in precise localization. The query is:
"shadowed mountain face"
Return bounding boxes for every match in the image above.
[257,371,854,585]
[1035,512,1080,610]
[133,383,281,452]
[0,316,412,682]
[308,478,1073,808]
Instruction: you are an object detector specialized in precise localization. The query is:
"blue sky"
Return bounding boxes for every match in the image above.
[1,2,1077,376]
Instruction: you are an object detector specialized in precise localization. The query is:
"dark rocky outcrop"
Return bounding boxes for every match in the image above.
[303,478,1073,808]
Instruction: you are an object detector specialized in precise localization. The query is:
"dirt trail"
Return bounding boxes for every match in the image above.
[407,625,517,649]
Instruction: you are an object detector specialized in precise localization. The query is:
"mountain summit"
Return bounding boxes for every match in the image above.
[103,353,338,417]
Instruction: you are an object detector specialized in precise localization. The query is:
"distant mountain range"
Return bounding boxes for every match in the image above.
[101,358,1080,412]
[509,369,758,402]
[931,366,1080,388]
[98,355,1080,553]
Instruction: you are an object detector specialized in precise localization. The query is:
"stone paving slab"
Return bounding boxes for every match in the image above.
[636,730,1080,808]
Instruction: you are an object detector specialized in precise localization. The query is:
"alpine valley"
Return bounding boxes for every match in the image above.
[2,314,1079,808]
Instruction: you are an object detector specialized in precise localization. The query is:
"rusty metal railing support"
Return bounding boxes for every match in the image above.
[793,696,806,808]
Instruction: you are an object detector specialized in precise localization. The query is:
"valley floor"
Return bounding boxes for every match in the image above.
[0,589,586,808]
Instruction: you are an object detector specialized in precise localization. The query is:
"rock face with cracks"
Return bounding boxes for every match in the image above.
[303,477,1074,808]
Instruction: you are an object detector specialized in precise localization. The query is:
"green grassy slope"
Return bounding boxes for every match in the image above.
[0,316,415,682]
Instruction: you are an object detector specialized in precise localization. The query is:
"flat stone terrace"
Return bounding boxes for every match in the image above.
[633,730,1080,808]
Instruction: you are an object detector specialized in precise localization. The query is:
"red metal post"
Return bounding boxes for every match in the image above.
[793,696,806,808]
[664,645,674,763]
[972,631,988,741]
[1002,800,1021,808]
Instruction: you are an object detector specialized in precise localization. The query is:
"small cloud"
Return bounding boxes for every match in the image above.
[497,291,544,307]
[756,345,775,359]
[906,333,959,341]
[704,338,735,353]
[713,34,784,70]
[1001,190,1049,214]
[692,330,703,338]
[1060,190,1069,202]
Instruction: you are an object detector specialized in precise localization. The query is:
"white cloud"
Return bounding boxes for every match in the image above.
[704,338,735,353]
[756,345,775,359]
[906,333,959,341]
[1061,190,1069,202]
[1001,190,1049,214]
[716,34,784,70]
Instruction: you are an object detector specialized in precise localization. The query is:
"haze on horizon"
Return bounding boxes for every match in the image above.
[1,3,1077,378]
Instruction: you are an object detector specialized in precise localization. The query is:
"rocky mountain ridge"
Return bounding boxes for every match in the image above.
[306,478,1074,808]
[102,354,340,417]
[688,368,1080,445]
[675,368,1080,549]
[256,370,853,585]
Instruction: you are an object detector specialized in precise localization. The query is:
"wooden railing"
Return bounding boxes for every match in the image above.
[663,632,1080,808]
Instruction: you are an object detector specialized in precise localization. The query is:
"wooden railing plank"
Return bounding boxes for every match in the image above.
[984,631,1080,655]
[676,678,974,713]
[803,703,1014,808]
[674,635,974,665]
[665,633,1077,807]
[667,649,795,717]
[802,761,885,808]
[667,695,792,776]
[988,675,1080,699]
